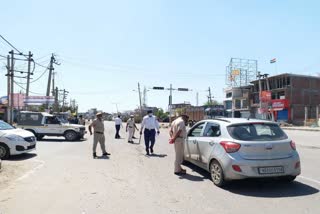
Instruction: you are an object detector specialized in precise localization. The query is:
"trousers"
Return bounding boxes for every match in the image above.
[144,129,156,150]
[174,140,184,172]
[93,133,106,154]
[115,125,121,138]
[128,127,134,141]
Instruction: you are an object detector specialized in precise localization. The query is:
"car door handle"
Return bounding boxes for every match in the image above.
[209,141,214,146]
[193,140,197,144]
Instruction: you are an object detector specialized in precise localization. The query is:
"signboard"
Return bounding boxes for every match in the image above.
[271,99,289,111]
[24,96,55,105]
[260,91,271,102]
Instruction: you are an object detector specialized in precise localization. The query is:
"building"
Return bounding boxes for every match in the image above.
[224,86,251,118]
[250,73,320,125]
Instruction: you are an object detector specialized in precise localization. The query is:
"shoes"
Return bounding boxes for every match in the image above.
[103,152,111,156]
[146,148,150,156]
[174,169,186,175]
[93,153,97,159]
[132,136,137,139]
[150,147,154,154]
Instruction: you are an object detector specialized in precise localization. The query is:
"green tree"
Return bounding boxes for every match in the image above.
[204,100,221,106]
[155,108,169,120]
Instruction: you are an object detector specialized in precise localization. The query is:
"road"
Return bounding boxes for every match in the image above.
[0,122,319,214]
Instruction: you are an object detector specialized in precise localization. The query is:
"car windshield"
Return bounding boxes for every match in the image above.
[227,123,288,141]
[0,120,14,130]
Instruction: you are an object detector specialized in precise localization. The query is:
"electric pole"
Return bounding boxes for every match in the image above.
[196,92,199,106]
[46,54,55,97]
[6,55,10,123]
[138,82,142,117]
[207,87,213,105]
[54,87,59,112]
[61,89,69,112]
[9,50,14,124]
[26,51,33,97]
[52,72,56,96]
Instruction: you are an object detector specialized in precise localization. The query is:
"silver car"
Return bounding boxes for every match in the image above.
[184,118,301,187]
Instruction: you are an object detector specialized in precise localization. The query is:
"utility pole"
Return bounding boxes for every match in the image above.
[9,50,14,124]
[138,82,142,117]
[196,92,199,106]
[54,87,59,112]
[257,71,263,119]
[52,72,56,96]
[61,89,69,112]
[26,51,33,97]
[6,55,10,123]
[46,54,55,97]
[207,87,213,105]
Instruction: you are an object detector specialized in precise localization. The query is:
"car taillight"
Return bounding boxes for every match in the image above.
[290,141,296,150]
[232,165,242,172]
[220,141,241,153]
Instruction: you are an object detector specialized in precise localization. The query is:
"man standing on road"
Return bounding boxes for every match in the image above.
[126,115,139,143]
[115,115,123,139]
[140,110,160,155]
[78,115,86,126]
[169,114,189,175]
[89,112,110,158]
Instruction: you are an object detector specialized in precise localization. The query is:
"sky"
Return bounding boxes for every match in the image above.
[1,0,320,113]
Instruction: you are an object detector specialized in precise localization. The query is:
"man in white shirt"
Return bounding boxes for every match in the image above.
[140,110,160,155]
[114,115,123,139]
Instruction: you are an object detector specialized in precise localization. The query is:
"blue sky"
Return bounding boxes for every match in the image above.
[1,0,320,112]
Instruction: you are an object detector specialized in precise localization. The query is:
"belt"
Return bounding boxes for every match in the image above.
[128,126,133,128]
[145,128,155,131]
[95,131,104,134]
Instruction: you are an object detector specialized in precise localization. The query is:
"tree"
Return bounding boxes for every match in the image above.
[154,108,169,121]
[204,100,221,106]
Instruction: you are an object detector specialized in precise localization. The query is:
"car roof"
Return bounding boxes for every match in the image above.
[200,118,278,125]
[20,111,53,117]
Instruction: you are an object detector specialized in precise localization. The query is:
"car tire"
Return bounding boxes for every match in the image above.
[64,131,78,141]
[0,143,10,160]
[279,175,296,183]
[210,160,225,187]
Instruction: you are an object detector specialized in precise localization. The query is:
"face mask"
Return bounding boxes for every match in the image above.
[148,113,152,117]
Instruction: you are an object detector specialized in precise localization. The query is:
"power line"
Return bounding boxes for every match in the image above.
[30,63,50,83]
[14,81,43,95]
[0,34,23,54]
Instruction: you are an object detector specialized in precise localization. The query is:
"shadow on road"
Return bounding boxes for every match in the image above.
[7,153,37,161]
[183,161,319,197]
[224,179,319,198]
[39,138,86,143]
[149,153,167,158]
[95,155,110,160]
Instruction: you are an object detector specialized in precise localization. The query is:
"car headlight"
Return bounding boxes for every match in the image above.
[5,135,25,142]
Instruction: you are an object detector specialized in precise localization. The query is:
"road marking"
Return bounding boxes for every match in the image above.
[16,159,45,181]
[298,175,320,186]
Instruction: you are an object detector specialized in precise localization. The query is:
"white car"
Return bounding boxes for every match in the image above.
[0,120,36,159]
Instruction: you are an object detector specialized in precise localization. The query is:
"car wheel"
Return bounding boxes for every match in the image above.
[64,131,78,141]
[210,160,225,187]
[0,143,10,160]
[279,175,296,182]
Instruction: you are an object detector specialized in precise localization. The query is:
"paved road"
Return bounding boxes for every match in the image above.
[0,122,319,214]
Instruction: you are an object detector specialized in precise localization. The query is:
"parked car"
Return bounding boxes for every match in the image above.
[0,120,36,159]
[16,111,86,141]
[184,118,301,187]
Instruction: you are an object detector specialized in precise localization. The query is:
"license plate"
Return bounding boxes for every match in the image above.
[258,166,284,174]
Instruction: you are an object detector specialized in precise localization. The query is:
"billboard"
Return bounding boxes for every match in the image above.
[24,96,55,105]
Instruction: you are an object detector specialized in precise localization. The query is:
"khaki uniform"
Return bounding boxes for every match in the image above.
[127,118,135,141]
[171,117,187,172]
[91,119,107,154]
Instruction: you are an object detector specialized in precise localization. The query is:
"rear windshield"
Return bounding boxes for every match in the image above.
[227,123,288,141]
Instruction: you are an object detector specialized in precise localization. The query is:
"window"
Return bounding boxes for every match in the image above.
[235,99,241,109]
[189,123,205,137]
[0,121,14,130]
[227,123,287,141]
[203,123,221,137]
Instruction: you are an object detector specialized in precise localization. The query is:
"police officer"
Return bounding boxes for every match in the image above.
[126,115,139,143]
[169,114,189,175]
[140,110,160,155]
[89,112,110,158]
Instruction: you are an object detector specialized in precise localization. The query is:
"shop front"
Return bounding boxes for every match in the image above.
[271,99,290,122]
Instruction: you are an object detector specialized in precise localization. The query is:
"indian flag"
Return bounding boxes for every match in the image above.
[270,58,276,63]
